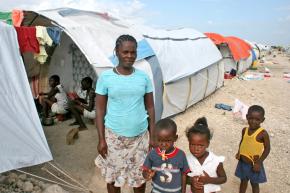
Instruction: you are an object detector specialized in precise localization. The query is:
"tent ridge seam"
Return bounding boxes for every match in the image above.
[143,35,208,41]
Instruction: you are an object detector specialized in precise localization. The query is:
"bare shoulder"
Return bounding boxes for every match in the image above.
[261,129,269,139]
[257,129,270,142]
[259,128,269,137]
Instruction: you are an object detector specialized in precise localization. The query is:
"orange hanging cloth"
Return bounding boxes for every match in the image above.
[12,9,24,27]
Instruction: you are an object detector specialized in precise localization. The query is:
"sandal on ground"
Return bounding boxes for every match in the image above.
[215,103,232,111]
[66,128,79,145]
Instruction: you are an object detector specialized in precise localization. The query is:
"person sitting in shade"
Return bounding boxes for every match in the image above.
[40,75,68,125]
[69,77,95,131]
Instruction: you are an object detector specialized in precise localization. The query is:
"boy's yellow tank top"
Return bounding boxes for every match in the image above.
[239,127,264,162]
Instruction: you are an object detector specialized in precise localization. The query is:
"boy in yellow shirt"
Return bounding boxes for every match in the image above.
[235,105,270,193]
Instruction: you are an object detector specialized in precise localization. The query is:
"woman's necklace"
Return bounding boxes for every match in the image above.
[115,67,135,75]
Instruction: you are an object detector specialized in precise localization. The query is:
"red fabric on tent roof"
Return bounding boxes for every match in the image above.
[205,32,251,61]
[225,36,251,61]
[204,33,226,45]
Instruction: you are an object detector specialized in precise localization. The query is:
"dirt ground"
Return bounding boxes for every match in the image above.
[26,54,290,193]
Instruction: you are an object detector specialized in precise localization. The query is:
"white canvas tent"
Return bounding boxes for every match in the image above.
[22,8,223,120]
[238,52,253,73]
[205,33,253,74]
[218,44,239,73]
[133,26,224,118]
[256,44,270,51]
[245,40,260,59]
[220,45,252,74]
[22,8,164,120]
[0,22,52,173]
[256,43,271,58]
[221,46,252,74]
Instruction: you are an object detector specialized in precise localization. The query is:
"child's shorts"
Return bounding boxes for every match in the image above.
[235,160,267,183]
[83,109,95,119]
[51,103,67,114]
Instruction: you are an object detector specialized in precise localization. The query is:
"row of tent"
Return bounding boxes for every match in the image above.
[205,33,270,74]
[0,8,270,173]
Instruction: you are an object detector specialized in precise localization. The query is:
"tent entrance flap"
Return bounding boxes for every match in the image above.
[0,22,52,173]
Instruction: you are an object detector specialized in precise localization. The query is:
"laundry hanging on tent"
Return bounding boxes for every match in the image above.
[46,27,62,44]
[0,11,12,25]
[12,9,24,27]
[35,26,53,46]
[34,26,53,64]
[15,26,40,53]
[34,46,49,64]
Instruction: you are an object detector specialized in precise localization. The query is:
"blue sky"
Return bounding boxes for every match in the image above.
[134,0,290,46]
[2,0,290,46]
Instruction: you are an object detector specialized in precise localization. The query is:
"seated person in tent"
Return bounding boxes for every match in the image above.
[40,75,68,124]
[68,77,96,131]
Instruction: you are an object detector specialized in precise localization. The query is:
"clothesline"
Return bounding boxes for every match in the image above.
[15,25,63,64]
[1,9,63,64]
[0,9,23,26]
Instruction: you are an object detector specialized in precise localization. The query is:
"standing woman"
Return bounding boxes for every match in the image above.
[95,35,155,193]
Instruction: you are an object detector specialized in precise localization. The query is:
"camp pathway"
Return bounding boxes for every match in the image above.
[25,53,290,193]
